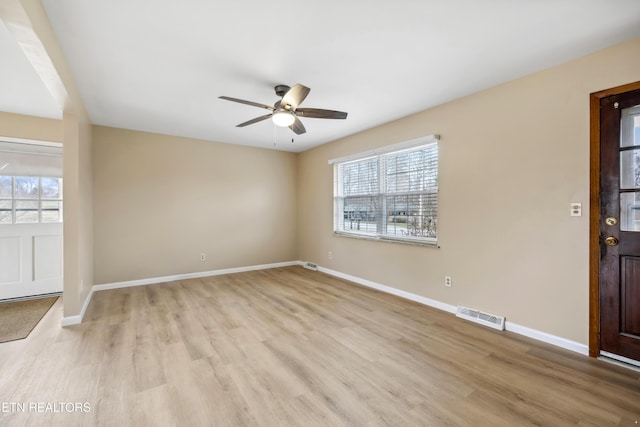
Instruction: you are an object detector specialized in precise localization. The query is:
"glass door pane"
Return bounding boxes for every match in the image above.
[620,104,640,231]
[620,105,640,148]
[621,192,640,231]
[620,149,640,189]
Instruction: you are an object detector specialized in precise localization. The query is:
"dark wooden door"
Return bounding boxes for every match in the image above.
[599,89,640,362]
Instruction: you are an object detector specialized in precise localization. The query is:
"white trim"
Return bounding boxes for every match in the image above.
[61,315,81,326]
[0,144,62,156]
[93,261,300,292]
[61,286,94,326]
[504,321,588,355]
[61,261,301,326]
[314,264,590,356]
[328,134,440,165]
[333,230,439,248]
[0,137,62,148]
[599,351,640,370]
[317,265,456,314]
[0,292,61,303]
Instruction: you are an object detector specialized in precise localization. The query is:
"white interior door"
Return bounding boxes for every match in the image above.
[0,140,63,300]
[0,223,63,299]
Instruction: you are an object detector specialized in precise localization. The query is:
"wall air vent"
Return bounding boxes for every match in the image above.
[303,262,319,271]
[456,305,505,330]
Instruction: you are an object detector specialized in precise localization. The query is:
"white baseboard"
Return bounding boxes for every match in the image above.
[317,265,457,314]
[505,321,588,355]
[314,264,589,357]
[61,316,81,327]
[61,286,95,326]
[61,260,301,326]
[92,260,300,292]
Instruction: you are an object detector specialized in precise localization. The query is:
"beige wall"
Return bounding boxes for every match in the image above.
[0,111,62,142]
[62,112,94,315]
[93,126,298,284]
[298,37,640,345]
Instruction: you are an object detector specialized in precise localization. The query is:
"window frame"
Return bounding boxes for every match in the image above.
[330,135,439,247]
[0,176,63,225]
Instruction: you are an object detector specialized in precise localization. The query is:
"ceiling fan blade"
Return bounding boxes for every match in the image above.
[219,96,274,111]
[296,108,348,120]
[236,114,272,127]
[281,84,310,110]
[289,117,307,135]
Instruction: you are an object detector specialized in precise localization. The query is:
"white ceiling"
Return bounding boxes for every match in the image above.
[3,1,640,152]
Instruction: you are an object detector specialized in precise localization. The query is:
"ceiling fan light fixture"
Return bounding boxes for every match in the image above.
[220,83,347,136]
[272,110,295,127]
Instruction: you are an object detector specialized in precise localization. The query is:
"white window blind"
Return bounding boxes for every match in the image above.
[332,136,438,245]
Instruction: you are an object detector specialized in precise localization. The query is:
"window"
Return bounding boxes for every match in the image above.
[332,135,439,245]
[0,176,63,224]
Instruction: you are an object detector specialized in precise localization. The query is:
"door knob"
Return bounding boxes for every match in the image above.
[604,236,619,246]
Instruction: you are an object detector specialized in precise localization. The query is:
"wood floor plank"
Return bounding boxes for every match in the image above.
[1,266,639,426]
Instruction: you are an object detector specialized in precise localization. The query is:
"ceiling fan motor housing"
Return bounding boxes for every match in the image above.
[274,85,291,98]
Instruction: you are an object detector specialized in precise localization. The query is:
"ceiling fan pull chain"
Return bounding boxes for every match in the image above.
[273,122,277,147]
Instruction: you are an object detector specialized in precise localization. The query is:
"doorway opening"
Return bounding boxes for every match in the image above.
[0,138,63,301]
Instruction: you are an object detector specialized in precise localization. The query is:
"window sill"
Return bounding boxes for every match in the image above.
[333,231,439,248]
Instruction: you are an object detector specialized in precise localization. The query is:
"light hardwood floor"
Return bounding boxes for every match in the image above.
[0,266,639,426]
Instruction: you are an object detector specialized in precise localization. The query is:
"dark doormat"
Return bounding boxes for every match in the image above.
[0,296,58,343]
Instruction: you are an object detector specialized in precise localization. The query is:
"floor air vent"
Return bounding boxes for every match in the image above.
[456,305,505,331]
[303,262,318,271]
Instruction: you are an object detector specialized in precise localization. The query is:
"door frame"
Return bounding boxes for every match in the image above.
[589,80,640,357]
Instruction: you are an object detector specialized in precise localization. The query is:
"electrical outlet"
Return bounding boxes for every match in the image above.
[328,251,333,259]
[445,276,452,287]
[200,253,206,262]
[570,203,582,217]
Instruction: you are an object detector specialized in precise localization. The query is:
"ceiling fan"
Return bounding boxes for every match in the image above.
[219,84,348,135]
